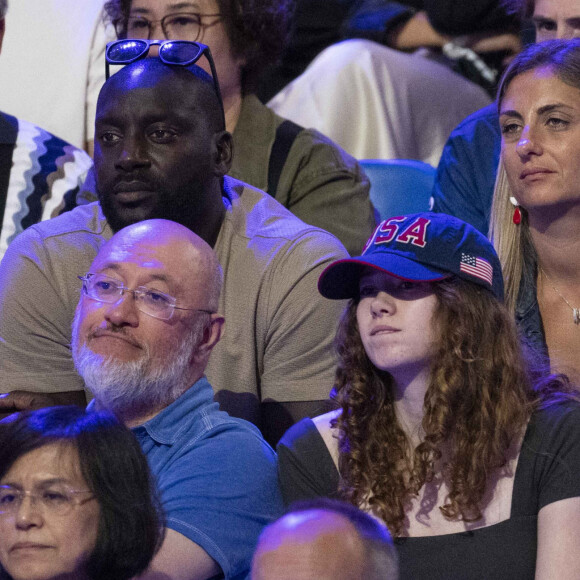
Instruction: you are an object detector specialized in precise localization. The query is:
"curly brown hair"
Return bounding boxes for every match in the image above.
[333,276,571,537]
[103,0,294,93]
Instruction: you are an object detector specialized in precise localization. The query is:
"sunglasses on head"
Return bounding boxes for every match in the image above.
[105,39,225,128]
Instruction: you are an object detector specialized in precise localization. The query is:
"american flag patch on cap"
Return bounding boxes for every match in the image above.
[459,253,493,285]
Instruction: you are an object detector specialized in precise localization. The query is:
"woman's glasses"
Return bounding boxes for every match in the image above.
[105,39,225,127]
[125,12,223,43]
[0,485,94,517]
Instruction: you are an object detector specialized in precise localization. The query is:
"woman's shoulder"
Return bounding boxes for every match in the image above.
[516,399,580,510]
[277,415,319,450]
[312,408,341,429]
[277,411,342,506]
[529,399,580,435]
[522,399,580,456]
[312,410,341,469]
[278,410,340,455]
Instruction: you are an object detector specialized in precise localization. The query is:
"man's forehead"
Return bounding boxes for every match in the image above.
[99,63,211,110]
[93,236,171,269]
[92,249,167,277]
[91,235,205,287]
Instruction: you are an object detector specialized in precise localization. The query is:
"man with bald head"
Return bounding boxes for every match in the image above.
[251,499,398,580]
[73,218,283,580]
[0,54,347,442]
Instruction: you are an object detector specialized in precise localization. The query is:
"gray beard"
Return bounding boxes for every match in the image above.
[72,310,203,418]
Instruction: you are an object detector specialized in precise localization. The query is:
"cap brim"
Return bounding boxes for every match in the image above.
[318,253,450,300]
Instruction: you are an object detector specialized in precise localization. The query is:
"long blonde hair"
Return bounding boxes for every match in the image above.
[489,162,535,312]
[490,39,580,311]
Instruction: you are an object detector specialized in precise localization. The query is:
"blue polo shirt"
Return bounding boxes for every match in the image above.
[130,377,283,579]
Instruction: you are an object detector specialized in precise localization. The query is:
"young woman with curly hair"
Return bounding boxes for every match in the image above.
[278,212,580,580]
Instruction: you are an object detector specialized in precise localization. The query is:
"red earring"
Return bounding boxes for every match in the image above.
[513,206,522,225]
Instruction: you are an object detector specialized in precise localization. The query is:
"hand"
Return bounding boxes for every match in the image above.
[388,11,451,50]
[461,32,522,62]
[0,390,86,420]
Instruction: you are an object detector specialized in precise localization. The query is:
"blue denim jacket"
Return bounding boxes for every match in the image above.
[515,259,549,359]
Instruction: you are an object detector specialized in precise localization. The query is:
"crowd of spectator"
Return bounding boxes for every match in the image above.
[0,0,579,579]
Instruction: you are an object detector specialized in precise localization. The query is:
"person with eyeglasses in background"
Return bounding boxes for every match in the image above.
[100,0,375,258]
[70,218,283,580]
[0,51,348,446]
[0,405,164,580]
[433,0,580,236]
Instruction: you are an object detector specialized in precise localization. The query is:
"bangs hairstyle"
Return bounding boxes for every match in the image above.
[0,406,164,580]
[491,39,580,311]
[103,0,294,93]
[332,276,572,537]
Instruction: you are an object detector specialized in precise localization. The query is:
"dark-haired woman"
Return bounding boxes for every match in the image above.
[0,406,164,580]
[278,213,580,579]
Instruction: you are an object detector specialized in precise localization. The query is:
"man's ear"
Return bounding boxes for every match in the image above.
[213,130,233,177]
[0,19,5,54]
[192,313,225,364]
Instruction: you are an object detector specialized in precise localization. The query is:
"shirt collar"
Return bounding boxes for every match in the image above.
[88,376,216,445]
[133,376,215,445]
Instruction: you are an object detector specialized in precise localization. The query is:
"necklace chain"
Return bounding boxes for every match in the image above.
[539,266,580,325]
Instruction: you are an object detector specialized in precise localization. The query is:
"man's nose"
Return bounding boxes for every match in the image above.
[115,135,151,172]
[104,291,140,328]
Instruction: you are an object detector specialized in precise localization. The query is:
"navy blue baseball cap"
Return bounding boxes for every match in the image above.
[318,213,504,300]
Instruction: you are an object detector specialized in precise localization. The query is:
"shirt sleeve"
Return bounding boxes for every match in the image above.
[431,103,501,235]
[0,225,95,394]
[156,425,283,580]
[277,418,340,507]
[259,231,348,404]
[277,128,376,257]
[524,402,580,512]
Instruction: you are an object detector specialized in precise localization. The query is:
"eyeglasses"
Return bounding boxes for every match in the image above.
[105,39,225,128]
[125,12,223,43]
[79,273,215,321]
[0,485,94,517]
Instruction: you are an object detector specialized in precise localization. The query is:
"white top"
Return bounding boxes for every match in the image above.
[0,0,115,148]
[268,39,492,166]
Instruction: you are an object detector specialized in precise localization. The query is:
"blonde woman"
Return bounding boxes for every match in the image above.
[491,39,580,384]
